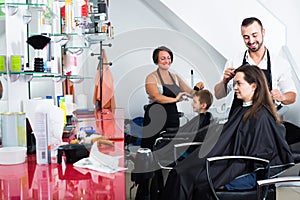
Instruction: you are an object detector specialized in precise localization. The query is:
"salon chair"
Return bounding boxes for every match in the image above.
[205,156,275,200]
[153,136,202,169]
[206,156,299,200]
[150,135,202,200]
[283,121,300,163]
[290,143,300,163]
[152,126,210,170]
[152,117,222,170]
[257,176,300,200]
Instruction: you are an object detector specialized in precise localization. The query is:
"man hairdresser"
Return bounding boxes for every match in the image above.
[214,17,296,117]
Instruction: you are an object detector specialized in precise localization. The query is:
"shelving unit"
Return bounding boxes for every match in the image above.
[0,0,111,112]
[0,2,64,110]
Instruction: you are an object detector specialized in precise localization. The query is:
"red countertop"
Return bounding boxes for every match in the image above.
[0,144,125,200]
[0,108,126,200]
[0,141,126,200]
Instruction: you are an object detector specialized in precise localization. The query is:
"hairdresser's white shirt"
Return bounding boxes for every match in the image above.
[224,49,297,95]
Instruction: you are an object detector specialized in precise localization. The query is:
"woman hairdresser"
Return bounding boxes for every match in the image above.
[141,46,204,149]
[135,46,204,200]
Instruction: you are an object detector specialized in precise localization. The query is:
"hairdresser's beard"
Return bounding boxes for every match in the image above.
[247,39,264,53]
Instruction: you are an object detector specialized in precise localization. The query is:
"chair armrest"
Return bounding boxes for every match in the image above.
[173,142,202,165]
[154,137,190,147]
[206,156,270,200]
[153,137,190,170]
[257,176,300,199]
[174,142,202,148]
[207,155,270,163]
[257,176,300,186]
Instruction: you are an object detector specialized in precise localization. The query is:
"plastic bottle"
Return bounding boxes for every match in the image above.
[65,0,74,33]
[59,97,67,125]
[34,104,51,164]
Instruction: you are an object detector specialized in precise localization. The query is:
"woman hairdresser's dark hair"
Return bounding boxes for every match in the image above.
[234,64,280,122]
[152,46,173,64]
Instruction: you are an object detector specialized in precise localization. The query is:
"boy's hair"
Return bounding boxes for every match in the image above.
[193,89,213,110]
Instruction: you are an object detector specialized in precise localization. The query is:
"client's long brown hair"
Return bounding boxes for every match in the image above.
[234,65,280,122]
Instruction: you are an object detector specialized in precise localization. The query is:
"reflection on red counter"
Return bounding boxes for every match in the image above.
[0,162,29,199]
[0,108,126,199]
[72,108,124,141]
[0,147,125,200]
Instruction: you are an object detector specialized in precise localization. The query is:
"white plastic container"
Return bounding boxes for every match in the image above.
[0,147,27,165]
[1,112,27,148]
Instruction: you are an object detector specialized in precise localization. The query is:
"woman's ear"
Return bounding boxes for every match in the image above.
[251,83,257,92]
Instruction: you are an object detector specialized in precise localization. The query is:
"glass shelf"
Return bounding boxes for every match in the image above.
[67,75,92,80]
[1,71,56,75]
[28,24,108,50]
[85,32,107,45]
[1,72,60,81]
[0,71,92,83]
[0,2,56,18]
[52,75,92,83]
[28,33,69,45]
[63,34,87,54]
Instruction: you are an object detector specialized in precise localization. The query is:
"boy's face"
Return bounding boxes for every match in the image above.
[192,96,204,113]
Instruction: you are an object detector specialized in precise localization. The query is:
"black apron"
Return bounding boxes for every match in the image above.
[228,49,272,117]
[141,69,182,149]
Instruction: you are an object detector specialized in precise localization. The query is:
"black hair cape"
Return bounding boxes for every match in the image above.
[162,105,294,200]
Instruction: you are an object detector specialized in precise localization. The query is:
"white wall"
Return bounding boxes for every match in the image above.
[161,0,293,63]
[3,0,299,124]
[102,0,300,125]
[101,0,226,121]
[261,1,300,124]
[259,0,300,70]
[159,0,300,125]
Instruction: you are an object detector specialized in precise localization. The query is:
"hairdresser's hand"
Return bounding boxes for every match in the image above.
[270,89,284,103]
[223,67,235,84]
[176,92,192,102]
[194,81,204,91]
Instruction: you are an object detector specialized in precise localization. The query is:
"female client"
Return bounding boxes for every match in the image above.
[162,64,294,200]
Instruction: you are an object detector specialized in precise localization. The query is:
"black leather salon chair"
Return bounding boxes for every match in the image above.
[205,156,275,200]
[153,128,206,170]
[153,136,202,169]
[283,121,300,163]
